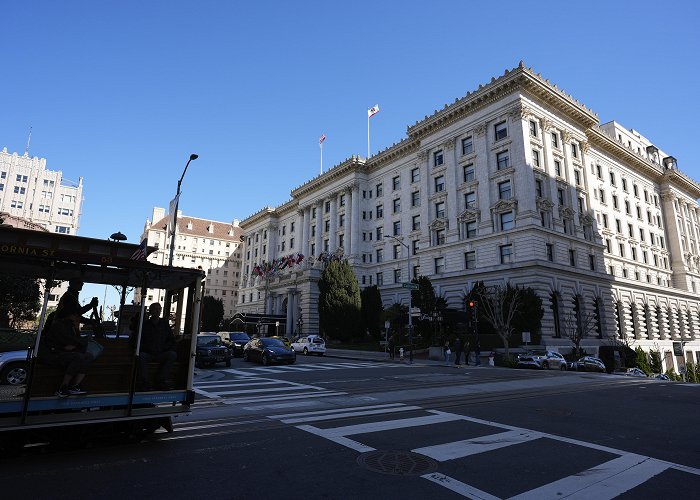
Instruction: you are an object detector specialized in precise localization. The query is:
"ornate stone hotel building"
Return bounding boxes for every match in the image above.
[236,63,700,372]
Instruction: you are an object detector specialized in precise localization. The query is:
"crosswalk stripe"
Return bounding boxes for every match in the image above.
[509,454,669,500]
[277,405,424,424]
[268,403,408,420]
[413,429,544,461]
[227,391,345,404]
[215,385,322,396]
[423,472,500,500]
[306,412,464,438]
[197,380,282,389]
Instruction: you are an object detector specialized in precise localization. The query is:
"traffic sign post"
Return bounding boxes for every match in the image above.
[402,282,419,290]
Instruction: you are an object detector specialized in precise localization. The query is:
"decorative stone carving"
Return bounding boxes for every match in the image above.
[560,206,575,219]
[457,209,480,222]
[563,130,572,143]
[580,140,590,153]
[429,218,449,230]
[542,118,553,132]
[536,198,554,211]
[509,104,531,121]
[491,199,518,213]
[474,123,487,137]
[579,213,593,225]
[417,150,428,161]
[443,137,456,150]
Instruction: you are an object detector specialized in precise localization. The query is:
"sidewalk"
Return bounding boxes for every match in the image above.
[325,348,490,367]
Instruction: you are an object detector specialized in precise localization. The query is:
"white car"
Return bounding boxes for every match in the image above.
[516,350,568,370]
[291,335,326,356]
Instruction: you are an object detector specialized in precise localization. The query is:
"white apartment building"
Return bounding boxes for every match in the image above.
[136,207,244,318]
[0,147,84,308]
[237,63,700,373]
[0,148,82,236]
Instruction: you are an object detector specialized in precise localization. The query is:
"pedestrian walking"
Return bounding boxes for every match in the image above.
[388,334,396,360]
[464,340,472,366]
[454,337,463,366]
[443,340,451,366]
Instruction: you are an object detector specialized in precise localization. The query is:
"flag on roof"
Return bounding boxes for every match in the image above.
[368,104,380,118]
[130,239,147,261]
[319,133,326,145]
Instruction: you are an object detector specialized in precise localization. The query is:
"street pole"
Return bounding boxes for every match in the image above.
[385,235,412,363]
[165,154,198,317]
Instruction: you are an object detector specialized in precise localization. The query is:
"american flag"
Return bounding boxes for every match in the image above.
[130,239,147,260]
[368,104,380,118]
[319,133,326,145]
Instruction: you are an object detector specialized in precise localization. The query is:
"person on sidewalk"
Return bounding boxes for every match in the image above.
[454,337,463,366]
[388,333,396,360]
[474,342,481,366]
[443,340,451,366]
[464,340,472,366]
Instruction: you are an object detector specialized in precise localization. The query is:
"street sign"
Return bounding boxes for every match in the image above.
[402,282,419,290]
[410,307,421,317]
[522,331,531,344]
[673,342,683,356]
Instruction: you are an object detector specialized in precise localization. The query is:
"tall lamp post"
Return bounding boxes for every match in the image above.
[164,154,198,317]
[384,234,413,363]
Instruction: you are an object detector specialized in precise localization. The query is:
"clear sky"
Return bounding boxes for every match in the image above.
[2,1,699,308]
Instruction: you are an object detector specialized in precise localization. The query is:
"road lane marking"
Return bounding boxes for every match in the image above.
[267,403,408,420]
[509,454,670,500]
[413,429,544,461]
[228,391,345,404]
[423,473,500,500]
[215,385,326,396]
[314,412,465,438]
[296,424,375,453]
[276,405,424,424]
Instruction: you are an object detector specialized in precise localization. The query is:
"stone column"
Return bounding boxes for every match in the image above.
[314,201,323,257]
[329,193,338,251]
[297,208,305,256]
[286,289,294,335]
[350,184,360,259]
[302,207,310,257]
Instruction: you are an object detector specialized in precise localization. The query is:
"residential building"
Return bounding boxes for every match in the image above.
[136,207,244,321]
[236,63,700,374]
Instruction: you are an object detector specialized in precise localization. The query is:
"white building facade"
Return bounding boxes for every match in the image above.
[236,63,700,373]
[136,207,244,319]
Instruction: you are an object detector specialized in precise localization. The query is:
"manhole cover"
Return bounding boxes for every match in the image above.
[356,450,439,476]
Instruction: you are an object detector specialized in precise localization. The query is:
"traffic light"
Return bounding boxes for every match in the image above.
[466,299,478,323]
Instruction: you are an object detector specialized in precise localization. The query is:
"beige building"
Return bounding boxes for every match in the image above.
[236,63,700,374]
[136,207,244,319]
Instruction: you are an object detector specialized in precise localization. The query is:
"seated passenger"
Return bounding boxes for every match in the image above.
[131,303,177,391]
[39,308,94,397]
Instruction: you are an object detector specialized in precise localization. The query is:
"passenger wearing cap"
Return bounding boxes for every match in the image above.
[38,307,95,397]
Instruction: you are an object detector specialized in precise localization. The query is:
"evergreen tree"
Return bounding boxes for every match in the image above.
[201,296,224,332]
[0,276,41,328]
[360,285,383,339]
[318,260,362,341]
[411,276,436,314]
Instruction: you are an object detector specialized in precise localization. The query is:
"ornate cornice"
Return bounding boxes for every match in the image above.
[457,209,480,222]
[491,199,518,213]
[560,206,575,219]
[537,198,554,211]
[429,218,449,230]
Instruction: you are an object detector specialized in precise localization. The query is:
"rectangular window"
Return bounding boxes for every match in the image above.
[554,160,562,177]
[411,167,420,183]
[494,121,507,141]
[394,268,401,283]
[622,178,628,192]
[434,175,445,193]
[393,244,400,260]
[435,201,445,218]
[589,254,595,270]
[546,243,553,261]
[311,225,316,237]
[376,204,383,218]
[535,179,543,198]
[612,195,619,210]
[551,132,559,148]
[434,256,445,274]
[325,201,330,213]
[392,176,400,190]
[529,120,538,137]
[433,150,444,167]
[461,136,473,155]
[574,169,581,186]
[465,251,476,269]
[463,164,475,182]
[393,198,401,213]
[393,221,401,236]
[615,219,622,233]
[411,191,420,207]
[339,214,345,227]
[376,248,383,263]
[609,171,616,186]
[557,189,565,206]
[496,150,510,170]
[500,211,514,230]
[596,165,602,179]
[498,180,511,200]
[465,221,477,238]
[435,229,445,245]
[532,149,541,168]
[376,226,383,240]
[376,183,383,197]
[500,244,513,264]
[465,191,476,208]
[571,143,578,158]
[412,214,420,231]
[412,239,419,255]
[376,272,383,286]
[324,220,330,232]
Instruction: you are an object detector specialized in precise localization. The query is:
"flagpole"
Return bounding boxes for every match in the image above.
[320,141,323,175]
[367,114,370,158]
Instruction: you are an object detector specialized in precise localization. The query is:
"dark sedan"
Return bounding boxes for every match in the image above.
[573,356,606,373]
[226,332,251,357]
[243,337,296,365]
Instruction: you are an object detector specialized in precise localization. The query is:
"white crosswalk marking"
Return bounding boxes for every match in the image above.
[219,361,400,377]
[269,403,700,499]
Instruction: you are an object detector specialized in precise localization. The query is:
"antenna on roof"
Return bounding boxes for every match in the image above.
[24,126,32,156]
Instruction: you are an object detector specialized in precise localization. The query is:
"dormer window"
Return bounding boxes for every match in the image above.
[187,221,193,230]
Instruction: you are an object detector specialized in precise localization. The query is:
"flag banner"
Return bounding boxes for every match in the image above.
[368,104,380,118]
[319,133,326,145]
[130,239,147,260]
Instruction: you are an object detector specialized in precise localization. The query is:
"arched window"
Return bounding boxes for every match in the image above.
[615,301,626,339]
[550,292,562,338]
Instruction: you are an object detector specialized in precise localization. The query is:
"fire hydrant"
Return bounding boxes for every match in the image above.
[399,347,404,361]
[488,352,495,366]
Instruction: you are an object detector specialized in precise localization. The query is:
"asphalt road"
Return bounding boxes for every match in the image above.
[3,355,699,499]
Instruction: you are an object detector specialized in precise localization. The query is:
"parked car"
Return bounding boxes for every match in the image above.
[622,367,648,378]
[0,350,28,386]
[223,331,251,357]
[516,350,567,370]
[573,356,606,373]
[196,334,233,368]
[651,373,671,381]
[243,337,296,365]
[291,335,326,356]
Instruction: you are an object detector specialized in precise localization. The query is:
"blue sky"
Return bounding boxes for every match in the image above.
[2,1,700,307]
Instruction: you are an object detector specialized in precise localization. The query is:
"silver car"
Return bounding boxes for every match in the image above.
[0,350,29,385]
[517,350,568,371]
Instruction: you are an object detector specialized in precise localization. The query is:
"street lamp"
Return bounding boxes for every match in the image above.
[168,154,199,268]
[384,234,413,363]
